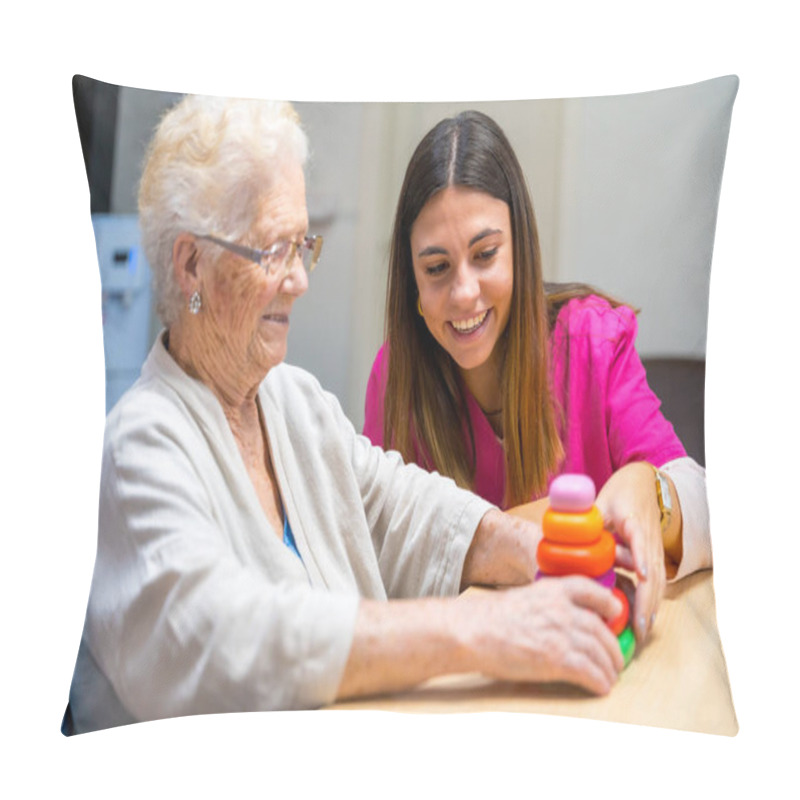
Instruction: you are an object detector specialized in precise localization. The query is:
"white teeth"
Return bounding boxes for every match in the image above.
[451,310,488,333]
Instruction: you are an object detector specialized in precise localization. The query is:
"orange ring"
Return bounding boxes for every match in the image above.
[536,530,616,577]
[542,505,604,545]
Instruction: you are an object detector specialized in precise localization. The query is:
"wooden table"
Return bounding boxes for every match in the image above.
[328,569,738,736]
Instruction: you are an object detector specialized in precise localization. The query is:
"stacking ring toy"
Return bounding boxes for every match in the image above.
[542,505,604,545]
[607,586,630,636]
[536,530,616,577]
[548,473,596,512]
[618,626,635,666]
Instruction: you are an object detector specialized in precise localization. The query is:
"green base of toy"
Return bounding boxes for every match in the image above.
[618,626,635,666]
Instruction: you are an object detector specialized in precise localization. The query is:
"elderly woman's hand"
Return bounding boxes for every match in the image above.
[595,462,673,644]
[338,575,625,701]
[463,576,625,695]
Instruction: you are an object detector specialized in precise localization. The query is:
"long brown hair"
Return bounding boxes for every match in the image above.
[384,111,567,507]
[544,281,632,330]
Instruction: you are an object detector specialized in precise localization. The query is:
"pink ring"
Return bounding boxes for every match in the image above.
[548,473,596,513]
[594,568,616,588]
[536,567,616,589]
[537,567,617,589]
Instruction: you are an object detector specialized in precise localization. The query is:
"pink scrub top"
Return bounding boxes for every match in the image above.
[363,296,686,509]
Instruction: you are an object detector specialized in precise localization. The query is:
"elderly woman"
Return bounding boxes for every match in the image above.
[62,96,625,735]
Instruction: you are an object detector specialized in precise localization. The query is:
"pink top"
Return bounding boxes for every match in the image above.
[363,296,686,509]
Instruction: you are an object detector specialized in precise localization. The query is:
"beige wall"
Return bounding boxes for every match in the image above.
[110,79,734,429]
[292,83,731,428]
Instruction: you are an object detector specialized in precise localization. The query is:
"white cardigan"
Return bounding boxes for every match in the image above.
[67,334,494,733]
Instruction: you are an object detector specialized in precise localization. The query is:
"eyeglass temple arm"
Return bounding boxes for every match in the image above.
[196,234,263,262]
[197,232,321,268]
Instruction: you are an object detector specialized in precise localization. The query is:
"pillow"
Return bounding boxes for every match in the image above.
[63,75,738,737]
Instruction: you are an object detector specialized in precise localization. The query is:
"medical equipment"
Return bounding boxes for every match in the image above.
[92,214,154,413]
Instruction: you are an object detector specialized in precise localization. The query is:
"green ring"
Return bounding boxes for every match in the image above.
[618,626,635,666]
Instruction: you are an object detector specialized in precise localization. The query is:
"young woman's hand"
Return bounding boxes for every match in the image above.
[595,462,672,643]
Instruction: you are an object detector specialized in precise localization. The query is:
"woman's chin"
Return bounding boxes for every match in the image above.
[445,333,497,373]
[248,337,287,375]
[450,347,494,374]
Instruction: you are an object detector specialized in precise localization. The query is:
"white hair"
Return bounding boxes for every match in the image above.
[138,94,308,327]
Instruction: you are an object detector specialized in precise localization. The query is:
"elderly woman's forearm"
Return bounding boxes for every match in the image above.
[459,508,540,590]
[335,598,472,700]
[336,577,626,701]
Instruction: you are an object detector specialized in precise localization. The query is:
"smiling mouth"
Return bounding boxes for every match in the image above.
[449,310,489,334]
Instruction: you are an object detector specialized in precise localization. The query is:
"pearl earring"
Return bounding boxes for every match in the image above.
[188,291,202,315]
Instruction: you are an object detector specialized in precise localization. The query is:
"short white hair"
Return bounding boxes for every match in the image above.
[138,94,308,327]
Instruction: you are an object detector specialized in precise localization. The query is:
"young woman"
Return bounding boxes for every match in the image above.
[363,111,711,643]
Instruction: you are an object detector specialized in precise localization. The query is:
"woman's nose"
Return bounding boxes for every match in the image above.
[450,263,480,305]
[280,259,309,296]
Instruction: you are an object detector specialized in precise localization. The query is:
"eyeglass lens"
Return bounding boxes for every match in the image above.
[286,238,321,273]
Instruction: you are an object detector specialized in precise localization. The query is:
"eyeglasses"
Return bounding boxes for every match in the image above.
[196,233,323,277]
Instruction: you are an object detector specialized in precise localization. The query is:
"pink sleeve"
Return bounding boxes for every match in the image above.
[362,344,388,446]
[552,297,687,485]
[605,308,686,468]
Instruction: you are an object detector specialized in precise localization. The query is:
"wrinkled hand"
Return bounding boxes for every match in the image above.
[464,576,625,695]
[595,462,666,643]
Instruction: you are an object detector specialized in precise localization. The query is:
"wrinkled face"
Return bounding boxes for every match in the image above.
[198,159,310,384]
[411,186,514,379]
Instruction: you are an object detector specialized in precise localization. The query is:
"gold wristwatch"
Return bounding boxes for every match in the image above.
[653,466,680,577]
[653,468,673,535]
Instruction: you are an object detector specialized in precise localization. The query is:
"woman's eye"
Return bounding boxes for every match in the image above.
[475,247,499,262]
[425,261,448,276]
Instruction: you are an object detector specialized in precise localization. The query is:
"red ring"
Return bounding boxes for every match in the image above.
[536,530,616,577]
[542,505,604,545]
[607,586,630,636]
